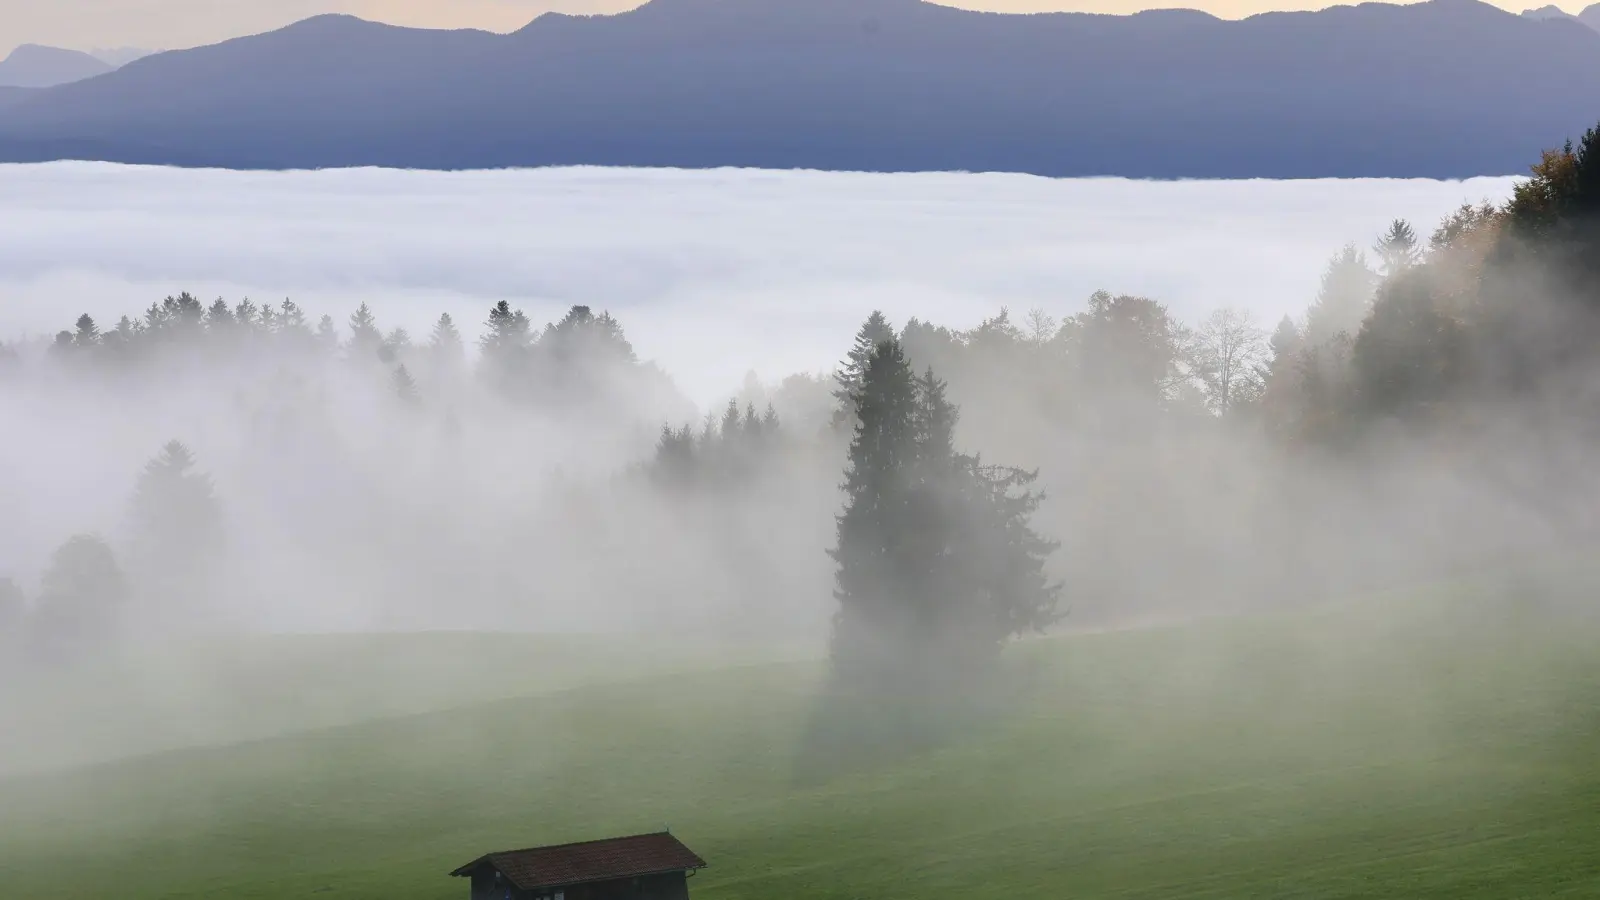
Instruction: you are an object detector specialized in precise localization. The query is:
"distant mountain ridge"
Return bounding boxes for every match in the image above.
[0,44,112,88]
[2,0,1599,178]
[89,47,158,68]
[1520,3,1600,29]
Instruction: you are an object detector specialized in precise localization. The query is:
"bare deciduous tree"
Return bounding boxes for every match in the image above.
[1188,307,1269,415]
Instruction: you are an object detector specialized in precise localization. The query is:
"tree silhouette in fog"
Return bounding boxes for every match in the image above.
[129,441,224,629]
[31,535,128,655]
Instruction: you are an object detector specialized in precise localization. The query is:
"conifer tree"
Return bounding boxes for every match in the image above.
[315,315,339,353]
[429,313,466,372]
[129,441,224,624]
[1373,219,1422,279]
[205,298,235,333]
[829,337,921,685]
[73,314,100,349]
[1304,244,1378,347]
[831,311,896,425]
[164,292,205,337]
[720,398,742,442]
[829,340,1060,696]
[480,301,533,390]
[392,363,421,406]
[277,300,311,343]
[379,327,412,364]
[234,299,261,338]
[348,302,383,362]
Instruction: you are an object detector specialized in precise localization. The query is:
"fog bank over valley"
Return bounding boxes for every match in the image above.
[5,159,1598,779]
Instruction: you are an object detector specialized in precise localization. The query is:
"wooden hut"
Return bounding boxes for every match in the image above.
[450,831,707,900]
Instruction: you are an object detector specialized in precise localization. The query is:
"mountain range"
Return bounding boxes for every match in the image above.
[1521,3,1600,29]
[1,0,1599,178]
[0,44,113,88]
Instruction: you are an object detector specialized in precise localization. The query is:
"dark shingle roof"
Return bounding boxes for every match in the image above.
[450,832,706,891]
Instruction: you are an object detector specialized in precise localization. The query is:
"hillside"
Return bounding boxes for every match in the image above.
[0,632,809,776]
[0,44,113,88]
[3,0,1600,177]
[3,589,1598,899]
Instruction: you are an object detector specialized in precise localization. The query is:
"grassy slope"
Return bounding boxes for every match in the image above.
[2,593,1598,899]
[0,631,810,775]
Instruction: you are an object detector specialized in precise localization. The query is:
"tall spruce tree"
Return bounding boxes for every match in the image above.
[429,312,466,374]
[480,301,534,391]
[830,341,1060,697]
[315,315,340,353]
[831,311,897,426]
[348,303,383,362]
[73,314,100,349]
[830,337,922,687]
[129,441,225,626]
[1373,219,1422,280]
[1304,244,1378,347]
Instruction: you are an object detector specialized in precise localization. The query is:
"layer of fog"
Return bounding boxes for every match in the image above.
[5,163,1577,778]
[0,163,1517,406]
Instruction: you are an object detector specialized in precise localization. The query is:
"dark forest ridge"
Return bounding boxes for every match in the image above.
[1,0,1599,177]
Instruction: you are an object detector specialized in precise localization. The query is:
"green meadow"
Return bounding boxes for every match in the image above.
[3,588,1598,899]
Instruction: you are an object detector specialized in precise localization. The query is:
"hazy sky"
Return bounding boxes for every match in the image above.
[0,0,1577,56]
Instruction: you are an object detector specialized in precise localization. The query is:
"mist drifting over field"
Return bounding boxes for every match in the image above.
[8,160,1600,784]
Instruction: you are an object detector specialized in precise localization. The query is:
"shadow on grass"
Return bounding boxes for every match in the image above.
[791,657,1040,788]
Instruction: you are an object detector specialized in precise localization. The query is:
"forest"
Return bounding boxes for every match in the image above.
[3,126,1600,725]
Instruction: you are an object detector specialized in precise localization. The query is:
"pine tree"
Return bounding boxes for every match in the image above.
[650,423,698,486]
[1304,244,1378,347]
[1373,219,1422,280]
[392,364,421,406]
[205,298,235,333]
[829,337,921,685]
[277,300,311,342]
[480,301,534,390]
[429,313,466,373]
[348,302,383,362]
[234,299,261,338]
[913,367,957,465]
[379,327,412,364]
[829,341,1060,695]
[1261,315,1308,434]
[315,315,339,353]
[163,292,205,337]
[831,311,897,425]
[73,314,100,349]
[129,441,224,626]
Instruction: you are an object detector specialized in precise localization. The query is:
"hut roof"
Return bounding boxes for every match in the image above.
[449,832,706,891]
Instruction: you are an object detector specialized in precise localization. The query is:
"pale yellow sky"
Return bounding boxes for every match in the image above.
[0,0,1574,58]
